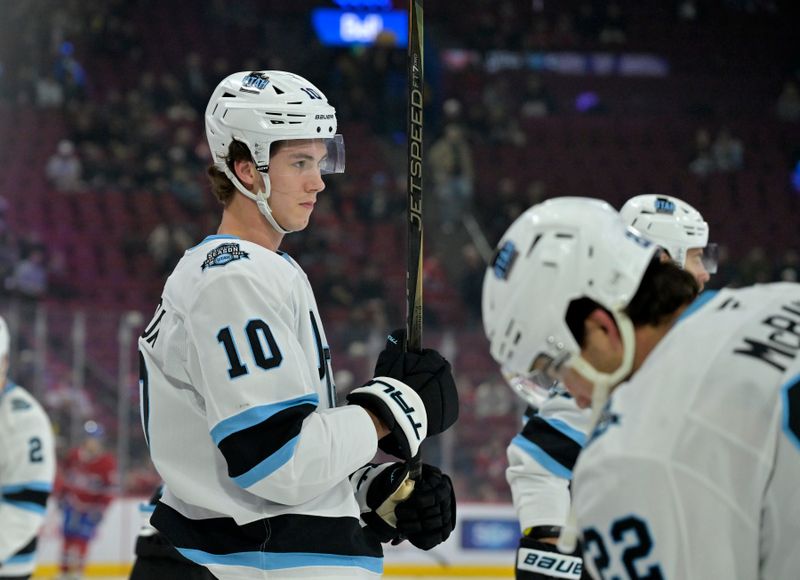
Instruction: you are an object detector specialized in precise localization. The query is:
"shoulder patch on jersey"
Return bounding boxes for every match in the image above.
[11,397,32,411]
[201,243,250,271]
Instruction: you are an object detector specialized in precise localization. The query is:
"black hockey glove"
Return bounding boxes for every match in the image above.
[347,376,427,460]
[515,529,588,580]
[350,462,415,543]
[394,464,456,550]
[373,329,459,437]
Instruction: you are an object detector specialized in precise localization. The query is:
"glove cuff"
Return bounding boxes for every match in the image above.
[347,377,428,459]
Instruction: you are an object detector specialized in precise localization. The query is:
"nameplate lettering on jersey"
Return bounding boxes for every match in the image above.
[734,299,800,372]
[517,546,583,579]
[11,398,32,411]
[201,243,250,271]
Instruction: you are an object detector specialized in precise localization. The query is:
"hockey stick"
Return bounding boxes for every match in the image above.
[406,0,425,481]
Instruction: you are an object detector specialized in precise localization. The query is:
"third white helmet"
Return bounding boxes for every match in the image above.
[620,194,717,273]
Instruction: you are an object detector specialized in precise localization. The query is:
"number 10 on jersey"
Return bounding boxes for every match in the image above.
[217,320,283,379]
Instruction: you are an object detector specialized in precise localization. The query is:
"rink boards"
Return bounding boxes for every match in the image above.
[32,499,517,577]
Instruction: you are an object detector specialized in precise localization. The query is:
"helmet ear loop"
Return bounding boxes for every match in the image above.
[557,309,636,555]
[220,162,292,235]
[255,168,293,235]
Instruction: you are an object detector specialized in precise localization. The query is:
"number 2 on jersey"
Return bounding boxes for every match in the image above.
[217,320,283,379]
[583,515,664,579]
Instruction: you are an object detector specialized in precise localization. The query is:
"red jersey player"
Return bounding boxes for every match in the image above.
[55,421,116,580]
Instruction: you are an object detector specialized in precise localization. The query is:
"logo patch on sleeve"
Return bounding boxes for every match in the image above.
[202,243,250,271]
[11,398,32,411]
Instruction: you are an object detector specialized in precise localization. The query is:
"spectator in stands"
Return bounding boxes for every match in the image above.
[712,126,745,171]
[459,244,485,325]
[147,223,193,277]
[0,230,19,302]
[598,1,628,45]
[52,41,87,103]
[46,140,83,192]
[430,123,475,233]
[35,73,65,108]
[56,421,117,580]
[775,249,800,282]
[6,248,48,304]
[520,74,556,118]
[776,80,800,122]
[689,127,715,177]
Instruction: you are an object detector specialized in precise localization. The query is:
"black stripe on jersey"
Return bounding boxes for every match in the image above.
[3,488,50,509]
[151,501,382,558]
[520,415,582,473]
[14,536,37,556]
[217,403,316,479]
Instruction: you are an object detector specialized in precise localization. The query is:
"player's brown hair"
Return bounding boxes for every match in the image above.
[566,257,699,346]
[207,140,288,206]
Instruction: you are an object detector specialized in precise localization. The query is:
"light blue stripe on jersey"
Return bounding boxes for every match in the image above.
[678,290,718,322]
[139,503,156,514]
[511,434,573,480]
[2,500,47,515]
[210,393,319,445]
[541,417,587,447]
[4,552,34,565]
[188,234,241,251]
[781,373,800,451]
[232,435,300,488]
[177,547,383,574]
[1,481,53,494]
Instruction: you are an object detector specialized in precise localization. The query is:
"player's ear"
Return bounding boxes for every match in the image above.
[586,308,622,350]
[233,159,257,188]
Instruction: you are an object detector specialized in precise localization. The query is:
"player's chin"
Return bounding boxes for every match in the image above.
[290,214,312,231]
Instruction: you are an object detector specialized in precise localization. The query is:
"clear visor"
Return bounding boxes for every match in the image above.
[265,135,345,177]
[701,242,718,274]
[502,352,573,405]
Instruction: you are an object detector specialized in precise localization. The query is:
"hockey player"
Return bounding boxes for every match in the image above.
[499,194,716,579]
[0,315,56,580]
[138,70,459,579]
[483,197,800,578]
[56,420,117,580]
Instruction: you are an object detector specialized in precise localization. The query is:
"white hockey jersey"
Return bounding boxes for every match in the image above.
[507,391,590,531]
[139,236,384,579]
[0,382,56,578]
[573,284,800,579]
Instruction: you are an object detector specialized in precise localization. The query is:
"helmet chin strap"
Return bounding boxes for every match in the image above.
[556,310,636,554]
[220,164,293,235]
[569,309,635,427]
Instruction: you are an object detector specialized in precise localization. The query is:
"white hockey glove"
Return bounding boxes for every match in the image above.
[516,527,587,580]
[347,377,427,460]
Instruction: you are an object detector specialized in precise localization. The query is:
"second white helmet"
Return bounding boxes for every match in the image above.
[482,197,658,397]
[620,194,716,273]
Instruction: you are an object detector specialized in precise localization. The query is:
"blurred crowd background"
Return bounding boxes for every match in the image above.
[0,0,798,504]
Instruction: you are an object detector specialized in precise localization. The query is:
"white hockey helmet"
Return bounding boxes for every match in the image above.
[482,197,658,405]
[620,194,717,273]
[0,315,8,359]
[205,70,345,234]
